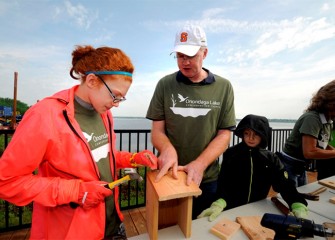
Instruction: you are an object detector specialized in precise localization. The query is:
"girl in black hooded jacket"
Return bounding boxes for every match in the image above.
[198,114,308,221]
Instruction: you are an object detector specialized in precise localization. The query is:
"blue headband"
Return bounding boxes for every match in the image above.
[85,71,132,77]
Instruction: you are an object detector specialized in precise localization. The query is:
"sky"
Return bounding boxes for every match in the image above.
[0,0,335,119]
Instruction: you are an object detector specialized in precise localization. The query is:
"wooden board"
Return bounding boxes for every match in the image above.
[122,210,137,237]
[236,216,275,240]
[128,208,147,235]
[210,218,241,240]
[147,171,202,201]
[330,196,335,204]
[319,179,335,190]
[323,222,335,240]
[146,170,201,239]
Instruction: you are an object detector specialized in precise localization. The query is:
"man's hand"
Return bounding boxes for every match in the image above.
[178,160,206,186]
[155,147,178,182]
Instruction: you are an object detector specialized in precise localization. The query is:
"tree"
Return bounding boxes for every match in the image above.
[0,97,30,115]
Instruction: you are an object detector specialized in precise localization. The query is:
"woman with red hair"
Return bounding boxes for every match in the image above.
[0,45,157,239]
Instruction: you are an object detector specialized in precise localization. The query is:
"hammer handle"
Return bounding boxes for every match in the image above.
[70,176,132,208]
[271,197,291,215]
[106,175,131,189]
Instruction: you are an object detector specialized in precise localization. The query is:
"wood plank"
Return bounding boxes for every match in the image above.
[11,228,30,240]
[0,228,30,240]
[147,171,202,201]
[177,196,193,238]
[122,210,138,238]
[0,231,14,240]
[146,175,159,240]
[210,218,241,240]
[158,199,179,229]
[319,179,335,190]
[128,208,147,235]
[323,223,335,240]
[139,207,146,220]
[236,216,275,240]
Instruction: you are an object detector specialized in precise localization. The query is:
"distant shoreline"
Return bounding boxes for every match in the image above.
[265,119,296,123]
[114,116,297,123]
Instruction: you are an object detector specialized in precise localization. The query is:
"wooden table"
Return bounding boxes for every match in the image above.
[130,175,335,240]
[296,176,335,221]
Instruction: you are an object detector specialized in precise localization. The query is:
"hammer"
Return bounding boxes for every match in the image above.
[70,168,142,208]
[299,186,327,201]
[105,168,143,190]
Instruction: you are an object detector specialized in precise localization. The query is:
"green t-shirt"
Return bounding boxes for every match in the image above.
[283,111,332,160]
[146,70,236,183]
[74,99,119,237]
[329,129,335,147]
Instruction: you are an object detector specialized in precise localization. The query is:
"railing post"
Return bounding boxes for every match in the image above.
[268,127,273,151]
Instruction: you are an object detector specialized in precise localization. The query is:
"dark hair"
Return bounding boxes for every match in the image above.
[69,45,134,82]
[306,80,335,114]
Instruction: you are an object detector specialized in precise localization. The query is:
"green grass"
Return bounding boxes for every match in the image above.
[0,133,12,156]
[0,200,33,228]
[0,137,5,156]
[119,167,147,208]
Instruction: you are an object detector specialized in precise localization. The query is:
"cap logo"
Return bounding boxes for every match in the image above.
[180,32,188,43]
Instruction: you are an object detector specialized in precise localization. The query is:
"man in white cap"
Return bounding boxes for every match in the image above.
[146,24,236,218]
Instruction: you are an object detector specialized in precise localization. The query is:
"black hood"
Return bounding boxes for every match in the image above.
[234,114,270,148]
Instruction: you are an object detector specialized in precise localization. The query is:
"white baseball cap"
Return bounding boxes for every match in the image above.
[171,24,207,57]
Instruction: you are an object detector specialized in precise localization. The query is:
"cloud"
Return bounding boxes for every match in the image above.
[64,0,95,29]
[254,17,335,57]
[321,3,330,11]
[213,16,335,64]
[136,5,335,119]
[1,1,334,120]
[208,49,335,119]
[201,8,226,19]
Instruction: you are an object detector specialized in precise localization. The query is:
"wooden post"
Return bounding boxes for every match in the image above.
[11,72,18,129]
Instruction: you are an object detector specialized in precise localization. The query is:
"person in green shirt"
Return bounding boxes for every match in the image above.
[277,80,335,187]
[146,24,236,219]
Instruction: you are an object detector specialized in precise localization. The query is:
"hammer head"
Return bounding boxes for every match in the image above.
[124,168,143,182]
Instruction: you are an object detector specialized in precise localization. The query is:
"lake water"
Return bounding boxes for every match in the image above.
[113,117,295,130]
[113,117,294,153]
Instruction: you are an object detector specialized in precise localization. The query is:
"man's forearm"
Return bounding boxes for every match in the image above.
[194,129,231,169]
[151,129,174,153]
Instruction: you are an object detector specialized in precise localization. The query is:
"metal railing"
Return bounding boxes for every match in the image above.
[0,128,292,232]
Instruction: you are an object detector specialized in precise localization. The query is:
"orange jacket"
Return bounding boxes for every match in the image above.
[0,86,135,239]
